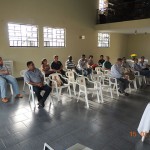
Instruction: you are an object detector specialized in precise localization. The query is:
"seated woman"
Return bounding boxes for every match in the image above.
[133,58,150,77]
[41,58,53,77]
[87,55,98,70]
[103,56,112,70]
[122,57,135,80]
[122,57,131,69]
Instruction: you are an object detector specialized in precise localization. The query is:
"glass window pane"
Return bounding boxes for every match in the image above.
[98,33,110,48]
[43,27,66,47]
[8,23,38,47]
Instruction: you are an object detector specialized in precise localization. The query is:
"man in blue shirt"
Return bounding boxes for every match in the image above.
[24,61,51,108]
[111,58,129,96]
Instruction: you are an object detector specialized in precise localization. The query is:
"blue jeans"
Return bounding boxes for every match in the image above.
[0,75,20,98]
[79,68,92,76]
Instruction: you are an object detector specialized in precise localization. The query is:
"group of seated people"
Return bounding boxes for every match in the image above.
[0,55,150,108]
[111,56,150,96]
[40,54,112,77]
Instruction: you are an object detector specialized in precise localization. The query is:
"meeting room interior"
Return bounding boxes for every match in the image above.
[0,0,150,150]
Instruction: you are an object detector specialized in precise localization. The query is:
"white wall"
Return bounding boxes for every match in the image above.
[127,34,150,60]
[0,0,97,77]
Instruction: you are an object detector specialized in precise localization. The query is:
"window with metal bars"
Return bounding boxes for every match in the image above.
[8,23,38,47]
[98,33,110,48]
[43,27,66,47]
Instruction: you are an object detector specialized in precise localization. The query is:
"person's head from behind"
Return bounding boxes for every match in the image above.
[106,56,110,61]
[81,54,86,60]
[100,55,104,60]
[134,58,138,64]
[27,61,35,70]
[89,55,93,60]
[117,58,122,65]
[54,55,58,62]
[0,57,3,66]
[141,56,145,62]
[122,57,126,62]
[41,58,47,65]
[68,56,72,61]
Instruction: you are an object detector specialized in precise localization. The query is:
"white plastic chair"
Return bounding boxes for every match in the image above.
[91,74,103,102]
[134,71,146,86]
[43,143,54,150]
[27,83,53,108]
[49,73,71,101]
[128,78,137,93]
[66,70,77,95]
[20,70,27,92]
[76,76,101,109]
[109,77,120,96]
[95,67,103,75]
[9,84,13,95]
[97,75,113,98]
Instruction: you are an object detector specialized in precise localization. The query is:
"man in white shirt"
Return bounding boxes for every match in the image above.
[111,58,129,96]
[77,54,92,76]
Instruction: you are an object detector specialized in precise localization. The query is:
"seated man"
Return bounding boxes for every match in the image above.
[77,54,92,76]
[111,58,129,96]
[87,55,98,70]
[65,56,76,70]
[24,61,51,108]
[103,56,112,70]
[98,55,105,66]
[133,58,150,77]
[65,56,80,73]
[51,55,65,75]
[139,56,149,70]
[0,57,23,103]
[51,55,67,83]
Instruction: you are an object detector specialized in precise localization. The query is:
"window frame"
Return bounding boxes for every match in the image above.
[98,32,110,48]
[43,26,66,48]
[8,22,39,47]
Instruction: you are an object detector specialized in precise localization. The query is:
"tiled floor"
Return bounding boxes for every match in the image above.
[0,80,150,150]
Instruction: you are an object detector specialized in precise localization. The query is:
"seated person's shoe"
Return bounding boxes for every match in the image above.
[118,90,123,94]
[124,92,129,96]
[15,94,23,98]
[2,98,9,103]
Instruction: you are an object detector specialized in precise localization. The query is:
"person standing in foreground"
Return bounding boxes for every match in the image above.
[24,61,51,108]
[0,57,23,103]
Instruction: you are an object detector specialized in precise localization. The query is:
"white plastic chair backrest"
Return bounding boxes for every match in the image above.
[66,71,75,82]
[76,76,86,91]
[43,143,54,150]
[104,70,111,75]
[91,74,101,82]
[49,73,61,81]
[20,70,27,77]
[95,67,103,76]
[26,82,33,92]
